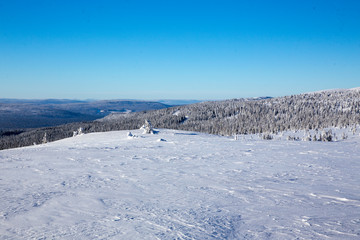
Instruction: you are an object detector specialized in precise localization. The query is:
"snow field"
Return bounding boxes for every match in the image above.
[0,129,360,239]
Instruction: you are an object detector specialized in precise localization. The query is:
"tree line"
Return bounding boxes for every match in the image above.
[1,89,360,150]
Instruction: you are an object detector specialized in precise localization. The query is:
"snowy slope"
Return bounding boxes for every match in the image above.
[1,129,360,239]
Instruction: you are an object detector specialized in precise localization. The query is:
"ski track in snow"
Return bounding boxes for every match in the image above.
[1,129,360,239]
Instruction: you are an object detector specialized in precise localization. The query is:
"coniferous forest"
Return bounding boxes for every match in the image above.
[1,89,360,150]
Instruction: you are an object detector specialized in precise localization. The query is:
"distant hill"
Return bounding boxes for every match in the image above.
[157,100,203,106]
[1,88,360,150]
[100,88,360,135]
[0,99,171,130]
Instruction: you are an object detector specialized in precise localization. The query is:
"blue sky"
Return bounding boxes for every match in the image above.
[0,0,359,100]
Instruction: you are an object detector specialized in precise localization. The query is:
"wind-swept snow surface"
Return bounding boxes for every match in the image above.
[1,129,360,239]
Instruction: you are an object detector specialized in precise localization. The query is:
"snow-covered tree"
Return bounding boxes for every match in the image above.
[73,127,83,137]
[42,132,47,144]
[142,120,154,134]
[262,133,273,140]
[312,135,317,142]
[321,130,333,142]
[342,132,348,140]
[304,133,312,141]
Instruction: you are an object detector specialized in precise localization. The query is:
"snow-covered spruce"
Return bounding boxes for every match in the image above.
[73,127,84,137]
[141,119,154,134]
[42,132,47,144]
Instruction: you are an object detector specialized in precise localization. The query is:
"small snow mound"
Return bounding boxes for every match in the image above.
[173,110,181,116]
[127,132,137,138]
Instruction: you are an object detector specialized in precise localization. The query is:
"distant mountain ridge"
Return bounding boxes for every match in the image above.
[0,99,88,104]
[157,99,203,106]
[0,99,171,130]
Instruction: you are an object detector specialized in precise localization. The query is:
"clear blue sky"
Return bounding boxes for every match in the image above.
[1,0,359,100]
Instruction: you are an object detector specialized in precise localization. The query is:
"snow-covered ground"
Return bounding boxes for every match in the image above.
[1,129,360,239]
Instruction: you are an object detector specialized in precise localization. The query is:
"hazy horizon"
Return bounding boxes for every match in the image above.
[0,87,358,102]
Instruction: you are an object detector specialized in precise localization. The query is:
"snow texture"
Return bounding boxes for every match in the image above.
[1,129,360,239]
